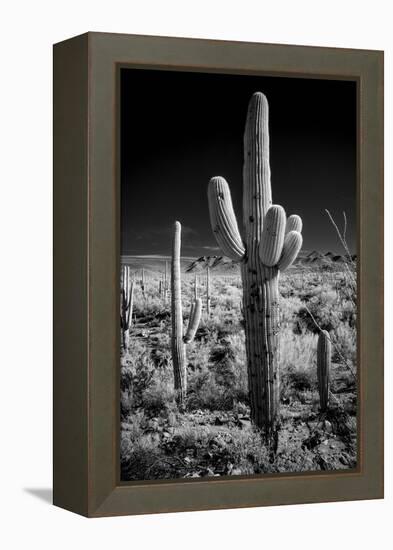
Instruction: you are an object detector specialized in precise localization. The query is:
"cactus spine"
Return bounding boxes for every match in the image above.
[120,265,134,350]
[171,221,202,406]
[208,92,303,444]
[317,330,331,412]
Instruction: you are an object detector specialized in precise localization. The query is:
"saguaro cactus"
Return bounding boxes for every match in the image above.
[164,261,169,302]
[120,265,134,350]
[171,221,202,406]
[317,330,331,412]
[206,265,211,316]
[208,92,303,443]
[194,272,198,300]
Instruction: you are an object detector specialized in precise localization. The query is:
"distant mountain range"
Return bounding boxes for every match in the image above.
[185,251,357,273]
[121,250,356,275]
[298,250,357,267]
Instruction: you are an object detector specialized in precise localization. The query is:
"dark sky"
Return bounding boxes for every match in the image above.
[121,68,356,256]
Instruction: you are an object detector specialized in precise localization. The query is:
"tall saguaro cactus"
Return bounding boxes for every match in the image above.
[317,330,331,412]
[120,265,134,350]
[208,92,303,443]
[171,221,202,406]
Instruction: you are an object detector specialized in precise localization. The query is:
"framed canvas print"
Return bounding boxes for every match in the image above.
[53,32,383,517]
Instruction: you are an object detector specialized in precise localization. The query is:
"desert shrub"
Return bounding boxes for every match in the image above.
[132,287,168,318]
[279,328,318,401]
[187,336,215,370]
[150,337,171,368]
[332,322,356,368]
[280,295,304,327]
[187,371,236,410]
[121,352,155,406]
[121,333,176,416]
[170,424,216,451]
[223,428,271,474]
[296,299,340,334]
[214,284,242,312]
[205,311,241,339]
[213,333,248,398]
[338,299,357,328]
[143,383,176,417]
[167,422,271,476]
[121,434,182,480]
[288,369,314,392]
[121,410,146,440]
[120,390,132,418]
[325,408,357,450]
[280,328,318,373]
[188,331,248,410]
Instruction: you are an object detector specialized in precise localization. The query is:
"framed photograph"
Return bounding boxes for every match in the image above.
[53,32,383,517]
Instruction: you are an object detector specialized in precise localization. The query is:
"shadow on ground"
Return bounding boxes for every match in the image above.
[24,488,52,504]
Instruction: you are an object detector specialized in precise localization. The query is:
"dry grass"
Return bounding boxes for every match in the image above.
[120,263,357,480]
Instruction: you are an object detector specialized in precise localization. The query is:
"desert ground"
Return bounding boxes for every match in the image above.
[120,251,357,481]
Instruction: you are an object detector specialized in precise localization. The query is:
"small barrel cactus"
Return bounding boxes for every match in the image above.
[317,330,331,412]
[207,92,303,444]
[171,221,202,406]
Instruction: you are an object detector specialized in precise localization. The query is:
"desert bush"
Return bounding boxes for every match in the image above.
[121,334,175,416]
[187,336,216,371]
[332,322,356,368]
[187,331,248,410]
[170,424,216,451]
[121,353,155,406]
[223,428,271,474]
[280,328,318,373]
[280,295,304,326]
[187,370,236,410]
[143,382,176,417]
[279,328,318,401]
[121,433,181,480]
[296,299,341,334]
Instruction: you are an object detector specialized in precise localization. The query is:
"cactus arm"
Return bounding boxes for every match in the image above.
[317,330,331,411]
[259,204,286,266]
[208,176,245,262]
[184,298,202,344]
[286,214,303,233]
[188,301,195,324]
[277,230,303,271]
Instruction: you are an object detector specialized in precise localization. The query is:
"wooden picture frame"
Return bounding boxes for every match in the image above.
[53,32,383,517]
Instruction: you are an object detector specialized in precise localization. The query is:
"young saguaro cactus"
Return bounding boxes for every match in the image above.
[120,265,134,350]
[171,221,202,406]
[317,330,331,412]
[207,92,303,444]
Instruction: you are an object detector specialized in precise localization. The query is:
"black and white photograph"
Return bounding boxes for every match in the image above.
[120,67,357,481]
